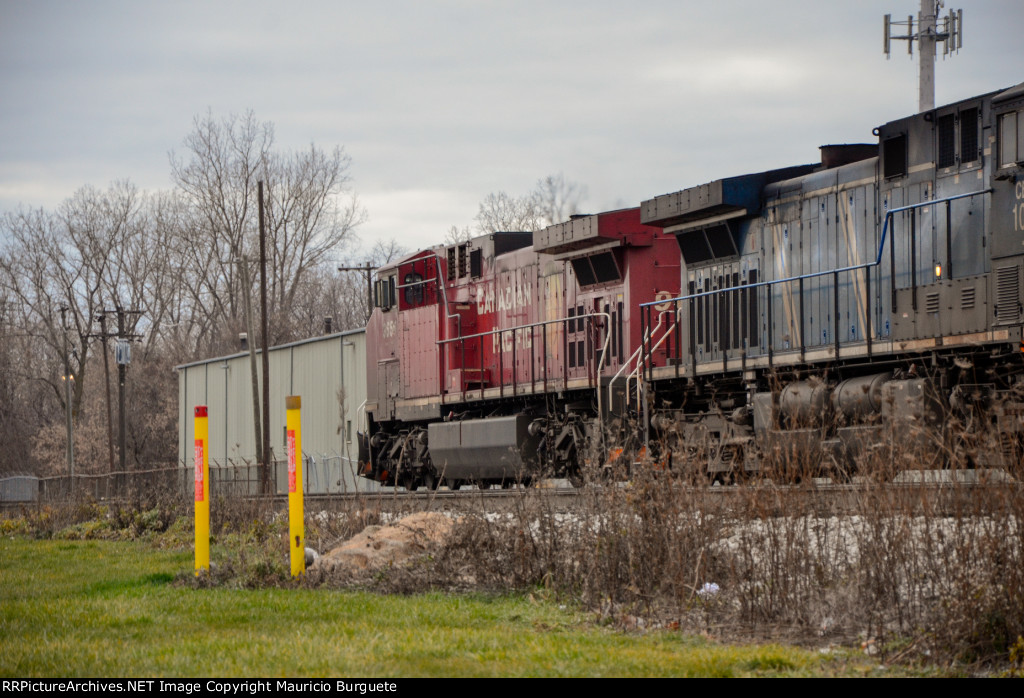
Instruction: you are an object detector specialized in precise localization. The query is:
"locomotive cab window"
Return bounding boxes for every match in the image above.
[403,272,424,306]
[675,223,738,265]
[398,257,438,310]
[374,276,396,311]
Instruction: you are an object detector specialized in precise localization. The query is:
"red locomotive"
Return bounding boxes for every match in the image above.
[361,207,679,488]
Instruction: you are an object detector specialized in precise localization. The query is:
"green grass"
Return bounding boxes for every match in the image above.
[0,537,931,677]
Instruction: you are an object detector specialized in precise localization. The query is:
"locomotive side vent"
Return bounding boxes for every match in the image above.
[960,285,976,310]
[884,134,908,178]
[937,114,956,168]
[925,291,941,314]
[995,264,1022,323]
[961,107,979,164]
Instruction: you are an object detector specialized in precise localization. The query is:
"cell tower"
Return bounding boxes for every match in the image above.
[884,0,963,113]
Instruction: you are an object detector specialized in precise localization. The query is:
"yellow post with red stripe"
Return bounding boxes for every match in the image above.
[193,405,210,575]
[286,395,305,577]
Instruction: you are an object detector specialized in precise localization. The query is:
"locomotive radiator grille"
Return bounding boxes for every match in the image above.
[995,264,1021,323]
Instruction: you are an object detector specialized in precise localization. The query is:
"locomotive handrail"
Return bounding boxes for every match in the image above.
[435,313,611,345]
[883,188,993,311]
[437,312,612,431]
[637,187,993,395]
[626,311,678,408]
[610,310,679,412]
[608,310,672,412]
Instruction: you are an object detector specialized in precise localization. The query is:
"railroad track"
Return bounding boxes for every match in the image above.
[292,470,1020,518]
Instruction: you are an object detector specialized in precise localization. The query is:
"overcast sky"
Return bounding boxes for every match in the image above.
[1,0,1020,255]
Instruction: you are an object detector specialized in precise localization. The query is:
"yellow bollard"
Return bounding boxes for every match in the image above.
[194,405,210,575]
[286,395,305,577]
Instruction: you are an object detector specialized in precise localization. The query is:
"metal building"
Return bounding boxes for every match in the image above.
[176,328,377,494]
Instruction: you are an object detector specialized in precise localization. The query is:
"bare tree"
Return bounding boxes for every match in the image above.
[466,174,588,237]
[531,173,587,227]
[366,238,408,267]
[0,182,147,420]
[0,182,180,474]
[0,111,370,474]
[0,290,34,472]
[445,224,474,246]
[474,190,542,234]
[262,144,366,317]
[169,111,269,344]
[170,110,366,350]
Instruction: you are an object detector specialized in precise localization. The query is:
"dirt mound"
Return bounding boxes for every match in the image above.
[311,511,457,575]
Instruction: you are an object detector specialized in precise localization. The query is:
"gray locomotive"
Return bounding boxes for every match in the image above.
[634,82,1024,481]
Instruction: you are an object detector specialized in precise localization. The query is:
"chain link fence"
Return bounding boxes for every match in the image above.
[1,451,375,504]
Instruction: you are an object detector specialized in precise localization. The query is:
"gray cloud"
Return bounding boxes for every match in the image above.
[1,0,1021,252]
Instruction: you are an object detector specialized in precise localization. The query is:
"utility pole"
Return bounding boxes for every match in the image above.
[87,313,117,493]
[239,255,264,470]
[258,181,271,495]
[884,1,963,113]
[108,306,143,474]
[59,305,74,494]
[338,262,375,325]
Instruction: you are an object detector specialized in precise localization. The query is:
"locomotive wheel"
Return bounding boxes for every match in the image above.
[422,471,438,491]
[445,477,461,491]
[402,472,418,491]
